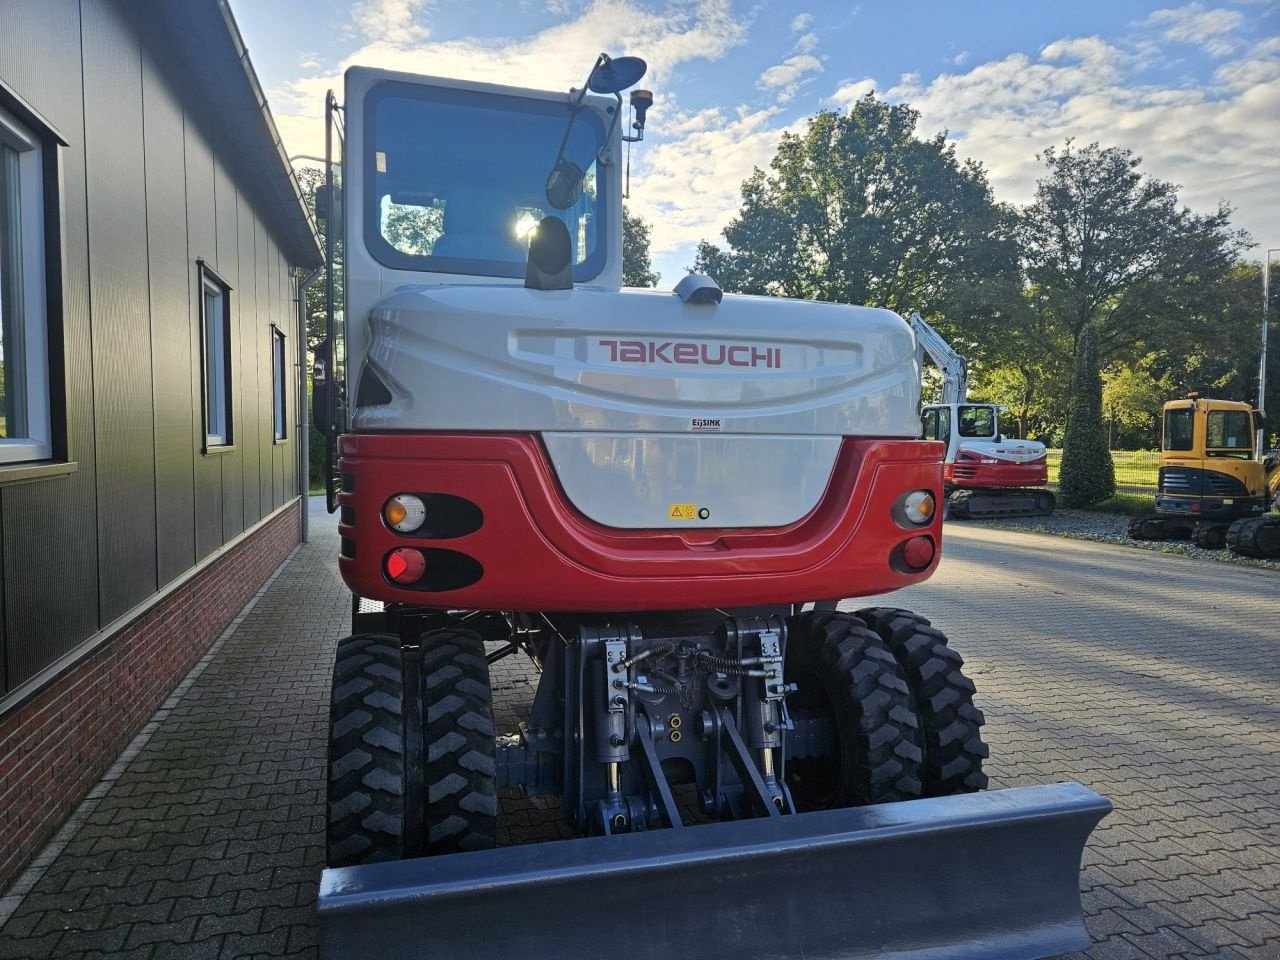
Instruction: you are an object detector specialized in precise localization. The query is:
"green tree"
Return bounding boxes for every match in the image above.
[294,166,330,349]
[293,165,330,489]
[1019,141,1248,471]
[693,95,1023,346]
[1059,323,1115,505]
[1102,355,1171,448]
[623,206,660,287]
[1019,141,1248,362]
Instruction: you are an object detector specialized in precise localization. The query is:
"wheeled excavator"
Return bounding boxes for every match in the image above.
[308,54,1109,960]
[911,314,1056,518]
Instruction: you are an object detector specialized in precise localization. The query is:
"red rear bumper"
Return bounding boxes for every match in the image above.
[946,457,1048,489]
[337,434,944,612]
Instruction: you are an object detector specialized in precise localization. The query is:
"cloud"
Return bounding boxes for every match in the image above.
[270,0,750,158]
[790,12,812,32]
[826,78,877,111]
[350,0,430,42]
[951,50,969,67]
[884,35,1277,248]
[757,53,822,101]
[793,31,819,54]
[627,104,803,265]
[1144,3,1245,57]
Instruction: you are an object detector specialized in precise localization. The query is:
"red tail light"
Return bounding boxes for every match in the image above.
[386,547,426,584]
[902,536,935,570]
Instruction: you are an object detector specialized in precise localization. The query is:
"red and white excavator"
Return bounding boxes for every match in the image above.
[911,313,1056,518]
[310,53,1105,960]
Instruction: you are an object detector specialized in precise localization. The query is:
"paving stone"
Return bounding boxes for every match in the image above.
[2,504,1277,960]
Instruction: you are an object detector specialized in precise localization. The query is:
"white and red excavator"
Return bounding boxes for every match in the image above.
[911,313,1056,518]
[308,53,1105,960]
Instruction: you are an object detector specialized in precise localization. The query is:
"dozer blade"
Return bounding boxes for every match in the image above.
[318,782,1109,960]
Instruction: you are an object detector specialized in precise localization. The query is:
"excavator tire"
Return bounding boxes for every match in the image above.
[420,629,498,854]
[1033,490,1056,516]
[1227,517,1280,558]
[784,612,925,810]
[326,630,496,868]
[857,607,989,796]
[1191,522,1228,550]
[327,634,416,866]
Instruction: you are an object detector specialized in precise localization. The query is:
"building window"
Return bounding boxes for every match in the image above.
[199,265,232,448]
[272,325,287,442]
[0,105,51,464]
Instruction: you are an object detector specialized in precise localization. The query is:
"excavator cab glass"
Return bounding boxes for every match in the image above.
[363,83,608,281]
[957,404,996,438]
[921,406,951,443]
[1205,409,1253,459]
[1164,408,1194,452]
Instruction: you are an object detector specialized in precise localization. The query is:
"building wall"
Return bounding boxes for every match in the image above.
[0,0,303,696]
[0,504,301,891]
[0,0,308,890]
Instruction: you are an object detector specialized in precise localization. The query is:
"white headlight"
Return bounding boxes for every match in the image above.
[903,490,936,525]
[384,494,427,533]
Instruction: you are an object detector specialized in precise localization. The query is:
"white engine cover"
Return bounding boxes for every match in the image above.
[955,439,1047,463]
[353,284,921,527]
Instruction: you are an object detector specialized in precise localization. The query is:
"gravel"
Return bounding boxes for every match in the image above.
[958,507,1280,571]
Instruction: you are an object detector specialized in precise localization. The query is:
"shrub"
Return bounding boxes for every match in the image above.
[1059,323,1116,506]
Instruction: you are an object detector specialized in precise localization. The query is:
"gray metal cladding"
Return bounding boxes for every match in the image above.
[238,191,262,526]
[185,119,225,562]
[142,52,197,588]
[0,0,103,690]
[258,221,277,514]
[83,0,160,624]
[215,158,245,543]
[0,0,307,696]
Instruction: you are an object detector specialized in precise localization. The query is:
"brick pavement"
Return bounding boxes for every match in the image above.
[0,501,1276,958]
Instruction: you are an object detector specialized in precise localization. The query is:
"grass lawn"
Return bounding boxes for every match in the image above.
[1047,449,1159,489]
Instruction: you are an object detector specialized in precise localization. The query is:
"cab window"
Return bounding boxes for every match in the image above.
[1163,409,1194,452]
[957,405,995,438]
[922,407,950,443]
[1205,410,1252,458]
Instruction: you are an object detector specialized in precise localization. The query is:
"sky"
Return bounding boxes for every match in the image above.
[234,0,1280,284]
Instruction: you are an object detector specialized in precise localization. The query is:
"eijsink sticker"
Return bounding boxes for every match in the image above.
[691,418,722,433]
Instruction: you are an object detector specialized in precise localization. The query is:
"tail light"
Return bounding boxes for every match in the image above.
[902,536,936,570]
[386,548,426,584]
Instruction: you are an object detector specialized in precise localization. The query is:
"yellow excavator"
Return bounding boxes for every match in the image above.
[1128,395,1280,556]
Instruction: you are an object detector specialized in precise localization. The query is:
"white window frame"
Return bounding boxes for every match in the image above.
[199,266,232,449]
[0,105,51,464]
[272,324,287,442]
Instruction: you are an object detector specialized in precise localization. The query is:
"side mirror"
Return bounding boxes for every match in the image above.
[312,339,333,437]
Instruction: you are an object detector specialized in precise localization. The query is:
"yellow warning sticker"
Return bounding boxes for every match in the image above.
[668,503,698,520]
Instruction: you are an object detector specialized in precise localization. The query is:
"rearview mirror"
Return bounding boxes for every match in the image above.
[312,339,334,438]
[546,159,585,210]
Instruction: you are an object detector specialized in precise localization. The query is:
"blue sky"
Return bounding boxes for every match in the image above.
[235,0,1280,283]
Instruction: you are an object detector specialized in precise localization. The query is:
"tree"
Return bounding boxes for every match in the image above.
[693,95,1023,350]
[1019,141,1249,471]
[294,166,330,349]
[623,206,659,287]
[1019,141,1248,363]
[1059,323,1115,505]
[1102,355,1171,448]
